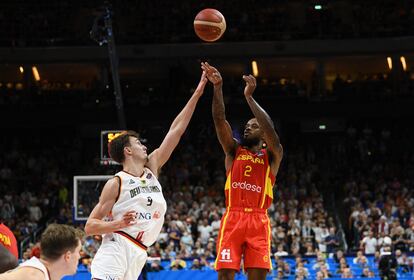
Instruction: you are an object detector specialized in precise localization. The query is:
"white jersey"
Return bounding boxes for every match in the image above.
[110,168,167,247]
[19,257,50,280]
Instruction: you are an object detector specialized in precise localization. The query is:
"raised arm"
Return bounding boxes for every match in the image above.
[146,71,207,176]
[243,75,283,174]
[85,177,137,236]
[201,62,237,168]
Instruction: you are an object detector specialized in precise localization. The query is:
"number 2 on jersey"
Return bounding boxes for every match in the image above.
[244,165,252,177]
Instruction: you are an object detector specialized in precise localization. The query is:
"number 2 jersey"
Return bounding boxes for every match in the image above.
[225,146,275,209]
[110,168,167,247]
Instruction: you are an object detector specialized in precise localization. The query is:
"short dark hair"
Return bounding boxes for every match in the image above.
[40,224,84,261]
[108,130,140,164]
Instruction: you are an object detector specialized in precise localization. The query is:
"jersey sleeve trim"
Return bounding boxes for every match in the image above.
[113,175,122,203]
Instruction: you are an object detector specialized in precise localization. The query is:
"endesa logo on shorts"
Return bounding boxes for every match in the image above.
[231,181,262,193]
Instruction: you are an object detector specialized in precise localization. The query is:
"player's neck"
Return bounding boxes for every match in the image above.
[243,144,262,154]
[123,160,145,178]
[40,259,63,280]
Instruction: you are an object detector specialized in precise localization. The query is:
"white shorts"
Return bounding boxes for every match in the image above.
[91,232,148,280]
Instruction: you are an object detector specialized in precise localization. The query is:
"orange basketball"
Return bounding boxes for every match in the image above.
[194,8,226,42]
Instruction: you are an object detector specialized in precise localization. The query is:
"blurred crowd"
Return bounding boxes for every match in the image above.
[0,0,413,46]
[1,68,413,114]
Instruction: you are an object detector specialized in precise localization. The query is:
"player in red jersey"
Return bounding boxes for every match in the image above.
[201,62,283,280]
[0,222,18,272]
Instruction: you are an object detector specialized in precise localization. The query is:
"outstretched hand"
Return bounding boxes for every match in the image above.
[194,71,208,97]
[201,62,223,86]
[243,74,256,98]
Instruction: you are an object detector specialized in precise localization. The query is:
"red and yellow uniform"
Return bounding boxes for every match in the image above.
[215,146,275,271]
[0,223,18,259]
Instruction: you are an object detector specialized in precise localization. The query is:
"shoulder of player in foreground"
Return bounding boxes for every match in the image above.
[0,266,44,280]
[18,266,45,280]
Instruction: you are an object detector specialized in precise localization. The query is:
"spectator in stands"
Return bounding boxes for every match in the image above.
[319,264,332,278]
[392,226,407,252]
[210,214,221,238]
[360,230,378,255]
[373,251,382,266]
[276,268,286,280]
[170,257,186,271]
[197,218,212,246]
[147,259,164,272]
[313,259,330,270]
[190,258,203,270]
[397,251,412,273]
[315,271,324,280]
[360,267,373,277]
[304,243,316,256]
[325,227,340,254]
[378,216,390,236]
[334,249,344,263]
[336,262,349,275]
[275,244,289,257]
[180,230,194,253]
[379,246,398,280]
[353,250,368,267]
[168,222,182,251]
[315,223,330,253]
[341,267,354,278]
[295,262,309,279]
[282,262,292,276]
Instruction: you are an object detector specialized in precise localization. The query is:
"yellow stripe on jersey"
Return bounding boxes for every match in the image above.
[260,167,273,208]
[214,210,230,270]
[225,171,232,207]
[267,215,273,270]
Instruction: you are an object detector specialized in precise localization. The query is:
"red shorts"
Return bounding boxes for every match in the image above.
[214,207,272,271]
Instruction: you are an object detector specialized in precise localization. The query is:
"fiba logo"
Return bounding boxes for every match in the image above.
[220,249,231,262]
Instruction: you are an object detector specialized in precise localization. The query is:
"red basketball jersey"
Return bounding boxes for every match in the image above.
[0,223,18,259]
[224,146,275,209]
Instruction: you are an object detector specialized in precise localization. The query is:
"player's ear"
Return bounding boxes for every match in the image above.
[124,146,132,155]
[64,250,72,262]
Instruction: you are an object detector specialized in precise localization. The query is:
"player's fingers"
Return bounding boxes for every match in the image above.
[249,75,256,84]
[247,76,255,85]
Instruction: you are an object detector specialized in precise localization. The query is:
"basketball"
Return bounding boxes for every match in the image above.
[193,8,226,42]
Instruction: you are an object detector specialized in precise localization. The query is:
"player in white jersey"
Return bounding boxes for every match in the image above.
[0,224,83,280]
[85,70,208,280]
